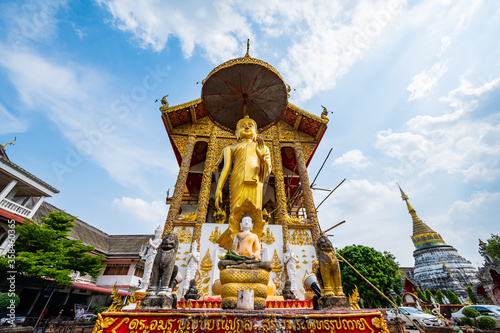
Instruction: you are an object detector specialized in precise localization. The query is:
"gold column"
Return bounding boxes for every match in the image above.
[271,126,291,252]
[271,126,288,225]
[163,133,196,236]
[293,138,320,242]
[193,123,217,243]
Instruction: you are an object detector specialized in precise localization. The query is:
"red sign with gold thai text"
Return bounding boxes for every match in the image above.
[93,309,389,333]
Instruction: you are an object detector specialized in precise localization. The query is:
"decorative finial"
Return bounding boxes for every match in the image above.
[397,183,408,201]
[321,106,329,120]
[161,95,169,107]
[245,39,250,58]
[1,137,16,150]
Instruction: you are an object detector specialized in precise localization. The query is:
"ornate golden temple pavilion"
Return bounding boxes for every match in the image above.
[160,49,330,300]
[94,48,390,333]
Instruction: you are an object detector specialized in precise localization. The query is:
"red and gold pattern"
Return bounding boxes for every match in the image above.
[94,309,388,333]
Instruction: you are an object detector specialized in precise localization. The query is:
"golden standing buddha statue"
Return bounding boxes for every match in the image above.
[215,115,271,214]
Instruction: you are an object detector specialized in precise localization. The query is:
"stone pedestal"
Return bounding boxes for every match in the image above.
[237,290,254,310]
[387,318,408,333]
[140,294,175,310]
[315,295,350,310]
[220,267,270,310]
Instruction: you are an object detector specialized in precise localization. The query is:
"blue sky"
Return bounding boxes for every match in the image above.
[1,0,499,267]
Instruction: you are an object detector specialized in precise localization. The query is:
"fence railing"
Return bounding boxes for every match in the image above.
[0,198,31,217]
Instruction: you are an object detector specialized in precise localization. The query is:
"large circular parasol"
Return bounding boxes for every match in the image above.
[201,56,288,132]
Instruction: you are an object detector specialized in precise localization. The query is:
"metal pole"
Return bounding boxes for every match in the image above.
[315,178,345,211]
[34,286,55,328]
[323,220,345,234]
[336,252,426,333]
[310,148,332,187]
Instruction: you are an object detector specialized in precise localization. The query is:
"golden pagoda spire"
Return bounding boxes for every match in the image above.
[397,184,446,250]
[245,39,251,58]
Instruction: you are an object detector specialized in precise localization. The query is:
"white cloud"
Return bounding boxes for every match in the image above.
[1,0,67,50]
[95,0,407,101]
[0,45,173,190]
[0,104,28,134]
[441,76,500,108]
[96,0,252,63]
[376,130,432,159]
[439,36,451,54]
[463,163,500,182]
[407,60,449,101]
[437,0,482,55]
[378,76,500,182]
[71,23,86,39]
[333,150,372,170]
[93,1,488,103]
[428,191,500,265]
[112,197,168,222]
[278,0,406,101]
[315,178,415,265]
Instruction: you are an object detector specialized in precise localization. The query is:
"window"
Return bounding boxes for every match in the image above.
[0,226,7,247]
[474,306,490,314]
[134,266,144,278]
[103,264,130,275]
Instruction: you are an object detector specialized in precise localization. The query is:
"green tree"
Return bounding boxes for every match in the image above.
[0,211,104,286]
[383,251,403,294]
[436,290,445,304]
[466,286,477,304]
[0,293,20,311]
[479,234,500,262]
[338,245,400,308]
[424,289,434,302]
[396,295,403,306]
[477,317,497,330]
[417,289,427,301]
[446,290,461,305]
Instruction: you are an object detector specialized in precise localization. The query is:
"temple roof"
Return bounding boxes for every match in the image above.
[161,48,327,138]
[398,184,447,250]
[0,155,59,196]
[161,99,327,139]
[33,201,150,258]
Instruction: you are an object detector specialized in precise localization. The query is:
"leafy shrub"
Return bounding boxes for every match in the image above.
[447,290,461,305]
[436,290,445,304]
[396,295,403,306]
[477,316,497,330]
[466,286,477,305]
[388,294,396,306]
[93,306,108,315]
[462,307,480,319]
[417,289,427,301]
[0,293,20,311]
[425,289,433,302]
[461,317,474,326]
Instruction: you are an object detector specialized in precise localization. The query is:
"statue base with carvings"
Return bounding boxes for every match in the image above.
[93,308,389,333]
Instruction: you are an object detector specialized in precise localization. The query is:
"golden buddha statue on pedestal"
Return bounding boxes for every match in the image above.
[214,115,272,309]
